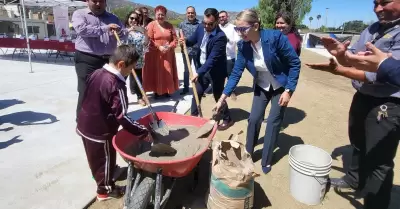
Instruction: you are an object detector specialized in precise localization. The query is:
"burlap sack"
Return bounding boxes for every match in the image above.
[211,138,258,188]
[207,133,259,209]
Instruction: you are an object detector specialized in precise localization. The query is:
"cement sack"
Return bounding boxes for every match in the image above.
[207,133,259,209]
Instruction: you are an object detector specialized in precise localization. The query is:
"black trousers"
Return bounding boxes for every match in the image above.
[75,51,109,119]
[128,68,143,100]
[190,72,230,121]
[343,92,400,209]
[226,58,235,78]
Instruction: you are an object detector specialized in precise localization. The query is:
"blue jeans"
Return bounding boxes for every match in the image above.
[182,53,199,91]
[246,85,286,167]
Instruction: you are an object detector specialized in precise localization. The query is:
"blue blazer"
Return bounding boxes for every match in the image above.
[185,24,227,78]
[223,29,301,95]
[377,57,400,88]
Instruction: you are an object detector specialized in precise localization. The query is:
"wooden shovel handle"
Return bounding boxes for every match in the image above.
[113,30,122,45]
[179,29,203,117]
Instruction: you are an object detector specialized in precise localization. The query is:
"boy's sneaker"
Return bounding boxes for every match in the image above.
[97,186,125,201]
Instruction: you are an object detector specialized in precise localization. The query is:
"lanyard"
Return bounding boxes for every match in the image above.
[370,24,400,44]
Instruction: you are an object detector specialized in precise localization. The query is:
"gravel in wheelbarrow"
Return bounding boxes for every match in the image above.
[112,112,218,209]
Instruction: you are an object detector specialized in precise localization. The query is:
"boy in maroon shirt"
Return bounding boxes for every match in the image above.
[76,44,150,201]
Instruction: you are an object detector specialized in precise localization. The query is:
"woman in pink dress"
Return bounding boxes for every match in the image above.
[142,5,179,99]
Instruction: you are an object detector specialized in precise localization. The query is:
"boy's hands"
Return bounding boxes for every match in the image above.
[139,131,154,142]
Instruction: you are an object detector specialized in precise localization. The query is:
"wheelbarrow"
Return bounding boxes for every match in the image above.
[112,112,218,209]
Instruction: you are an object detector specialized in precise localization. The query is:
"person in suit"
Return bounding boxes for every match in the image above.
[213,9,301,174]
[179,8,234,130]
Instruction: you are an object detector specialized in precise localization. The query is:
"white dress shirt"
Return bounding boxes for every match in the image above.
[200,31,211,65]
[251,40,281,91]
[219,23,240,60]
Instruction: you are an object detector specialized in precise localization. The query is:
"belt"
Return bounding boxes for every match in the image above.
[76,50,110,60]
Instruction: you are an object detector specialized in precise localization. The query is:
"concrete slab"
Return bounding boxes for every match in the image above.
[0,51,192,209]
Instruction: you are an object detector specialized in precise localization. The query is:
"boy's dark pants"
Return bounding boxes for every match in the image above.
[81,136,116,195]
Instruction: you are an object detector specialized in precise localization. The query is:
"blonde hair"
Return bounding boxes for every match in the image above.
[236,9,261,29]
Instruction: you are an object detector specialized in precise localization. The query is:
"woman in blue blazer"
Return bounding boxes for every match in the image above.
[213,9,301,174]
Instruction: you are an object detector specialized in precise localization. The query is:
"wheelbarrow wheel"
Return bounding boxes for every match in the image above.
[128,177,156,209]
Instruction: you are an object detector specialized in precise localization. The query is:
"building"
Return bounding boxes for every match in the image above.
[0,1,85,39]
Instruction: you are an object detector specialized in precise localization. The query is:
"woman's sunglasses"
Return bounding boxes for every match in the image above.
[234,25,253,33]
[129,17,139,21]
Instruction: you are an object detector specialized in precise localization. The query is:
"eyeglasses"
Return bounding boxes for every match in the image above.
[234,25,253,33]
[129,17,138,21]
[202,21,216,27]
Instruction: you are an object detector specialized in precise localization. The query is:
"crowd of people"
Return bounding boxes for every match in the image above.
[71,0,399,208]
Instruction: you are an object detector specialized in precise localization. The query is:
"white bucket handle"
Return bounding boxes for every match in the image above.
[289,161,329,185]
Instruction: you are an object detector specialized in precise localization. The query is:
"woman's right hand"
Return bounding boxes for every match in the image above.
[212,100,225,115]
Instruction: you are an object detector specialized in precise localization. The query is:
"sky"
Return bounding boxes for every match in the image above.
[134,0,378,28]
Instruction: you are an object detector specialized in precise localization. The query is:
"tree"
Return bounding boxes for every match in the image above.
[112,6,134,21]
[309,16,313,29]
[343,20,369,32]
[255,0,312,28]
[316,14,321,28]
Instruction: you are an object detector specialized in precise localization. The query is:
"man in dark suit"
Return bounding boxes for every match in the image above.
[179,8,233,130]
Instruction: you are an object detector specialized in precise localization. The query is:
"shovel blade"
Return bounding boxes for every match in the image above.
[150,119,170,136]
[196,120,216,138]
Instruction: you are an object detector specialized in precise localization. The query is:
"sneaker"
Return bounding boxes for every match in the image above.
[97,186,125,201]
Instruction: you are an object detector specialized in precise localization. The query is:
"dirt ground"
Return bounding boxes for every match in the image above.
[88,49,400,209]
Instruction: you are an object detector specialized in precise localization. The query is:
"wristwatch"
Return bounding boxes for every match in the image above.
[285,89,292,93]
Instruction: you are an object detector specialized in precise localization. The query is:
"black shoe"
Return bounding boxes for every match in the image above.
[180,89,189,95]
[97,186,125,201]
[330,177,352,189]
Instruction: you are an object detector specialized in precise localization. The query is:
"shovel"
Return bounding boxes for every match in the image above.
[113,31,175,154]
[179,29,203,117]
[195,103,227,138]
[113,31,169,135]
[130,69,176,154]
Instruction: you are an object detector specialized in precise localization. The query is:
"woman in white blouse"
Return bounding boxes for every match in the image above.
[213,9,301,174]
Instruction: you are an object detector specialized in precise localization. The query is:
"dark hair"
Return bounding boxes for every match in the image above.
[155,5,167,14]
[186,6,195,11]
[109,44,139,67]
[204,8,219,20]
[219,10,228,16]
[124,11,139,27]
[275,11,302,41]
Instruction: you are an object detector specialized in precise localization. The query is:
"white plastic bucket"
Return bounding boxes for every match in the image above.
[288,145,332,205]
